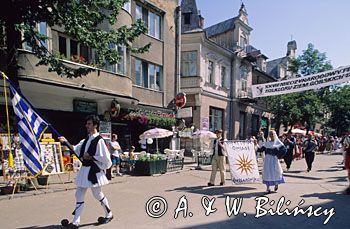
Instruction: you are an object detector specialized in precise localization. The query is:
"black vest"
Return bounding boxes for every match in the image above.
[213,139,224,156]
[80,135,103,184]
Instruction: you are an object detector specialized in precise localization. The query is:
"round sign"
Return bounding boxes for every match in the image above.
[175,92,187,108]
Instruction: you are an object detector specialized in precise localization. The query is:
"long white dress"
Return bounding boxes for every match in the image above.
[73,133,112,188]
[261,140,285,186]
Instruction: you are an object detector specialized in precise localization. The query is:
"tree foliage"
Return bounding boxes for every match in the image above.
[0,0,150,78]
[325,85,350,135]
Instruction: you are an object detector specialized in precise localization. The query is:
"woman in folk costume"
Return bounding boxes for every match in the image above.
[257,130,285,193]
[59,115,113,228]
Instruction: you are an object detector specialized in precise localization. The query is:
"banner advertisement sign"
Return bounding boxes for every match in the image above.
[252,65,350,98]
[224,141,260,184]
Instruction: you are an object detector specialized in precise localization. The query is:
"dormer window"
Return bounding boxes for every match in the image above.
[183,13,191,25]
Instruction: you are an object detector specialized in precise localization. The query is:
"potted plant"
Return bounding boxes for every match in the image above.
[135,154,167,176]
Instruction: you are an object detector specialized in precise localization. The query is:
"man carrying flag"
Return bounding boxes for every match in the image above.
[59,115,113,228]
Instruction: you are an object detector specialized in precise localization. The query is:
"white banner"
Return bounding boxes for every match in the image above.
[252,65,350,98]
[224,141,260,184]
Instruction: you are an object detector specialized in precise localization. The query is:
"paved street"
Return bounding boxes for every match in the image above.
[0,154,349,229]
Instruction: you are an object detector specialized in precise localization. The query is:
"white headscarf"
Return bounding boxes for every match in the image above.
[264,130,284,149]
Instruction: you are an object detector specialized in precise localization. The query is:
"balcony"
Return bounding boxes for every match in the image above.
[180,76,202,88]
[237,88,257,103]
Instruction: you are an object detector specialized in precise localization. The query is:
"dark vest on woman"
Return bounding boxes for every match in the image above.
[80,135,103,184]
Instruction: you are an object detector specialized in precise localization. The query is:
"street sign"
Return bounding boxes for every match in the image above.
[175,92,186,108]
[177,107,192,118]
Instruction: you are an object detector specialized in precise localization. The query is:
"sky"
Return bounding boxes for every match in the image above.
[196,0,350,68]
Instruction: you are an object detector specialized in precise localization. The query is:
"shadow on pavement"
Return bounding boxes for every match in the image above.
[18,222,98,229]
[283,173,322,180]
[166,185,256,196]
[182,191,349,229]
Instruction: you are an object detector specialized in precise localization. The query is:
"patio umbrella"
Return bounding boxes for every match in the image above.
[191,130,217,139]
[139,128,173,153]
[291,128,306,135]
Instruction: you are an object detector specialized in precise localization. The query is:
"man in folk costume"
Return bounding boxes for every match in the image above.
[257,130,285,194]
[59,115,113,228]
[208,129,226,186]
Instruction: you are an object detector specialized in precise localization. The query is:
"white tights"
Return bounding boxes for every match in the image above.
[72,186,112,225]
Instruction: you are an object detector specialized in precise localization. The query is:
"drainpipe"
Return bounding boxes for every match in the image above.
[175,1,181,97]
[229,56,235,140]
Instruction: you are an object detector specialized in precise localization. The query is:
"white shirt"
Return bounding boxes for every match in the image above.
[74,133,112,170]
[110,140,121,157]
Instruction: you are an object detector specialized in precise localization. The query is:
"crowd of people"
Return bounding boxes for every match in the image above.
[250,129,350,194]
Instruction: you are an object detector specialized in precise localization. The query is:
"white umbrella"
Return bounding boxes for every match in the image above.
[139,128,173,153]
[192,130,217,139]
[291,128,306,135]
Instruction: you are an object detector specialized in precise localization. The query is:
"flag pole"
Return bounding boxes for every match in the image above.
[0,71,81,161]
[2,73,14,168]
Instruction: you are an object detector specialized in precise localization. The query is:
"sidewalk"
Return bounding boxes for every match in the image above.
[0,157,197,201]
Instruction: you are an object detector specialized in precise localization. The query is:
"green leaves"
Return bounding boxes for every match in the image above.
[3,0,150,78]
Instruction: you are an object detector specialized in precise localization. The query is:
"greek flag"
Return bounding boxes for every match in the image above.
[9,85,48,176]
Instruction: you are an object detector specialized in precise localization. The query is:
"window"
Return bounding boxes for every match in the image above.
[209,107,224,132]
[240,34,247,49]
[105,44,126,74]
[221,66,226,87]
[58,36,67,57]
[135,59,142,86]
[136,5,142,20]
[251,115,260,137]
[239,111,246,140]
[135,4,161,39]
[240,65,248,92]
[135,58,162,91]
[181,51,197,76]
[183,13,191,25]
[23,22,48,51]
[39,22,47,49]
[123,1,131,13]
[208,61,214,84]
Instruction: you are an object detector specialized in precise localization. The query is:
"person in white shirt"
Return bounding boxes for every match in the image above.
[110,134,122,176]
[59,115,113,228]
[208,129,226,186]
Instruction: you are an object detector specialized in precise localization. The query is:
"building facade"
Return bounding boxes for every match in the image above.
[180,0,275,141]
[0,0,178,152]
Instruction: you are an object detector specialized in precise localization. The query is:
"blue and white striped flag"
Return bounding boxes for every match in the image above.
[9,85,48,176]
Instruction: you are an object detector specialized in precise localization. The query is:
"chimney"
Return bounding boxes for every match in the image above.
[286,40,297,58]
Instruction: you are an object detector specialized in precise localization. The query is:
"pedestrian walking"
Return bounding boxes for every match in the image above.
[257,130,285,194]
[303,133,318,172]
[59,115,113,228]
[283,131,296,171]
[208,129,226,186]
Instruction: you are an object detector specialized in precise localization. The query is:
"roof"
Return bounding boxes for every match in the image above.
[266,57,285,79]
[205,17,238,37]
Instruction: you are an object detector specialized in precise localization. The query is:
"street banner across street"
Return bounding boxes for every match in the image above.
[224,141,260,184]
[252,65,350,98]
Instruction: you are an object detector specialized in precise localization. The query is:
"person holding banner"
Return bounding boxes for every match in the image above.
[59,115,113,228]
[257,130,285,194]
[208,129,226,186]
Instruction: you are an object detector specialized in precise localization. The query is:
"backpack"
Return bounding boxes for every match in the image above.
[276,145,287,159]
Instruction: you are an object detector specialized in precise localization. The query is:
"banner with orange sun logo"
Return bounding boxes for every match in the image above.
[224,140,260,184]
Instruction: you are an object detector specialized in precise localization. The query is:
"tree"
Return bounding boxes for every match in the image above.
[265,43,333,133]
[0,0,150,82]
[289,43,333,75]
[325,85,350,135]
